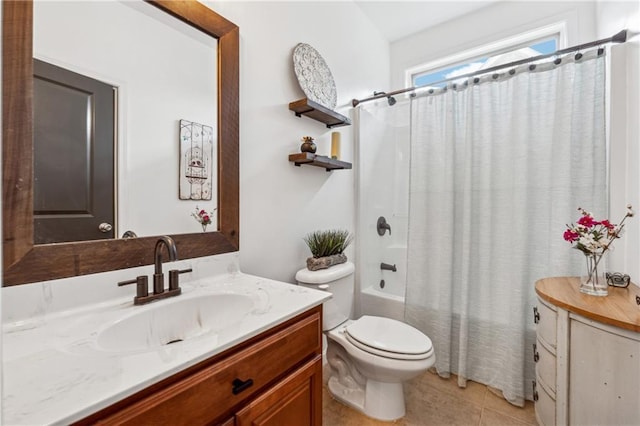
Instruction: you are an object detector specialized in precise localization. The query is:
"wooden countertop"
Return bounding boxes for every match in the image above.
[535,277,640,333]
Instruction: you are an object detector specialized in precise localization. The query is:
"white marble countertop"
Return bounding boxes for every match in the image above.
[2,272,330,425]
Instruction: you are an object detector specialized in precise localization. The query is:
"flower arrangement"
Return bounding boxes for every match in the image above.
[192,206,216,232]
[563,205,634,254]
[563,205,633,295]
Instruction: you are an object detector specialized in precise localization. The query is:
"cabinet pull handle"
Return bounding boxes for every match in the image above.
[533,306,540,324]
[533,343,539,362]
[532,380,539,402]
[232,378,254,395]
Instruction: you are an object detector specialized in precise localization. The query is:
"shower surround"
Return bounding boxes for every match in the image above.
[355,99,411,321]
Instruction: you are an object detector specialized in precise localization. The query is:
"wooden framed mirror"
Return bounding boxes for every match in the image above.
[2,0,239,286]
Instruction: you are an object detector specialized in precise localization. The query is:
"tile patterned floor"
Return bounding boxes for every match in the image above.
[323,370,537,426]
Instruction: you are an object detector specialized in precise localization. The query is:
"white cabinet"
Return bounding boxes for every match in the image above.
[534,277,640,426]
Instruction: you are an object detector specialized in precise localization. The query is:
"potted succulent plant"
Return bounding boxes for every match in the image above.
[303,229,353,271]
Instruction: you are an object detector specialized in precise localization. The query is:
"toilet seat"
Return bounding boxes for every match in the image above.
[344,316,433,361]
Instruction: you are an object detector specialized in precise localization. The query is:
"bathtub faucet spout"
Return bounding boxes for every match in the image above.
[380,262,397,272]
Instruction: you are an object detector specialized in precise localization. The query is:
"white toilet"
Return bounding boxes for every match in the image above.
[296,262,435,421]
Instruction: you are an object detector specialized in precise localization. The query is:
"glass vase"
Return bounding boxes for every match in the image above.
[579,253,607,296]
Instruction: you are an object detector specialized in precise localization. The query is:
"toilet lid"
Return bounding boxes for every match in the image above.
[345,316,433,360]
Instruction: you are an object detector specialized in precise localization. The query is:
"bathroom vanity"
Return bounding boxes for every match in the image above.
[2,270,329,425]
[78,305,322,425]
[534,277,640,426]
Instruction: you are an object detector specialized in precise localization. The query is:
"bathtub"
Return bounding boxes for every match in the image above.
[356,241,407,321]
[359,285,405,321]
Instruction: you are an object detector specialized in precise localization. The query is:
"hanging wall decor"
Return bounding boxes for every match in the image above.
[292,43,337,110]
[179,119,214,200]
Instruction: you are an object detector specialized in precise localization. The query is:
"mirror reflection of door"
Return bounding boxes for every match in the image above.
[33,59,115,244]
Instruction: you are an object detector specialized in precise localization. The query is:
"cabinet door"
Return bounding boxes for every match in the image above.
[235,356,322,426]
[569,318,640,425]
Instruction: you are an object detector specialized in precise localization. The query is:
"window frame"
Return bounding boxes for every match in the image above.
[405,21,567,88]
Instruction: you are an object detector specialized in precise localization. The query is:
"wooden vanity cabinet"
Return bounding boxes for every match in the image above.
[534,278,640,425]
[76,306,323,426]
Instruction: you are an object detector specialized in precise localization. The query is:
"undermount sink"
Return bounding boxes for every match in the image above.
[96,293,254,352]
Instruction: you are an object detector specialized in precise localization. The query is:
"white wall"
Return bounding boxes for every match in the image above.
[207,1,390,283]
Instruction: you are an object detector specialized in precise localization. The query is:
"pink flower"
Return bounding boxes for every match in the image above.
[199,209,206,216]
[202,215,210,223]
[600,219,615,230]
[577,215,596,227]
[563,230,579,242]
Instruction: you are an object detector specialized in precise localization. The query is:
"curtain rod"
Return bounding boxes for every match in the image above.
[352,29,629,107]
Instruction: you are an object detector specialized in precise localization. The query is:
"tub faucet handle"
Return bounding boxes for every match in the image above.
[377,216,391,236]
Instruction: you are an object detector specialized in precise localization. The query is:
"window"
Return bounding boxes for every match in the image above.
[407,23,565,88]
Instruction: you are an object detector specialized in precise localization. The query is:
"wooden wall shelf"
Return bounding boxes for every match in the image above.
[288,153,352,172]
[288,98,351,128]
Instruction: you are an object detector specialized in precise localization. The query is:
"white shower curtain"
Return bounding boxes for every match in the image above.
[405,49,607,405]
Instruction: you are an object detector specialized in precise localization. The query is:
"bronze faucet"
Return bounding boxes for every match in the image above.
[118,236,191,305]
[153,236,178,294]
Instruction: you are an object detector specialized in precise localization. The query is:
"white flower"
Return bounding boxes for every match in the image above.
[578,235,599,253]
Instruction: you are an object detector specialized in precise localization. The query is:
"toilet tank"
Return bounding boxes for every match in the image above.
[295,262,355,331]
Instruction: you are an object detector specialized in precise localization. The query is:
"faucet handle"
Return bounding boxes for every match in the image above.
[377,216,392,236]
[118,275,149,303]
[169,268,192,292]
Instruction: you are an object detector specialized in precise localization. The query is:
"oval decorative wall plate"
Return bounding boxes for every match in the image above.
[293,43,337,110]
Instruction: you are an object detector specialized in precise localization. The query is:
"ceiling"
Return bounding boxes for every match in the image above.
[354,1,499,42]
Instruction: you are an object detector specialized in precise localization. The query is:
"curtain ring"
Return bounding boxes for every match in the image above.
[492,73,499,79]
[575,52,583,60]
[597,47,604,56]
[473,77,480,84]
[509,69,516,75]
[428,88,434,94]
[554,57,562,65]
[529,64,537,71]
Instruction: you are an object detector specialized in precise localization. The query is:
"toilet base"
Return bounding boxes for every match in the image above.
[326,340,406,421]
[327,376,405,421]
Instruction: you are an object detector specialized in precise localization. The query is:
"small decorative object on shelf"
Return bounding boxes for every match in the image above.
[300,136,317,153]
[331,131,341,159]
[563,204,634,296]
[192,206,216,232]
[304,229,353,271]
[292,43,337,110]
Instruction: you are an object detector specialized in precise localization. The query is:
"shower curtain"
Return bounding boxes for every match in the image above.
[404,49,607,405]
